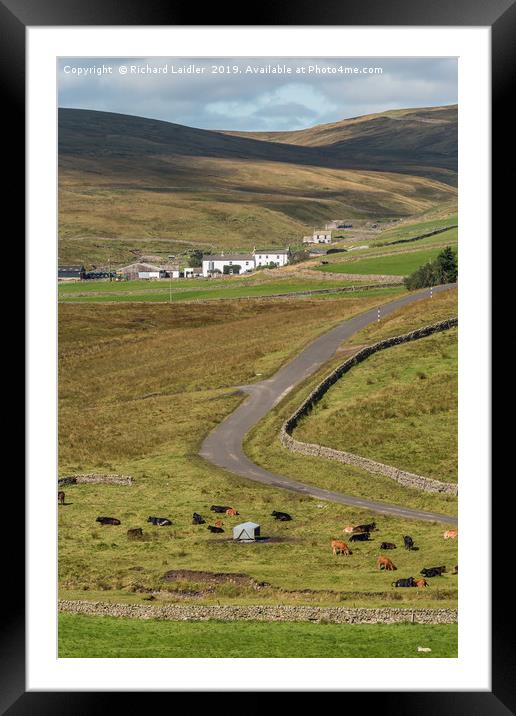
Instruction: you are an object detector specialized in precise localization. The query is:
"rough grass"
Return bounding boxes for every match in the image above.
[58,614,458,658]
[59,293,457,608]
[294,328,457,481]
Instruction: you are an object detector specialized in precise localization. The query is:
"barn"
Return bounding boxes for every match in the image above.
[233,522,260,542]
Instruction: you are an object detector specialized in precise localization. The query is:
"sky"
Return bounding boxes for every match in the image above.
[58,57,457,132]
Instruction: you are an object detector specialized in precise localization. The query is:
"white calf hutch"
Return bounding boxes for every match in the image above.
[233,522,261,542]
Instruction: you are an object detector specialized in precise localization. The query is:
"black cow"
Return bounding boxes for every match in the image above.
[192,513,205,525]
[208,525,224,533]
[420,566,446,578]
[355,522,377,533]
[96,516,121,525]
[271,511,292,521]
[147,516,172,526]
[350,532,371,542]
[58,491,65,505]
[392,577,416,588]
[380,542,396,550]
[210,505,231,514]
[403,535,414,550]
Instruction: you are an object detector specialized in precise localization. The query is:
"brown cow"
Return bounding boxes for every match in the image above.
[331,540,352,556]
[415,578,429,588]
[226,508,239,517]
[58,491,65,505]
[377,555,397,571]
[443,529,458,539]
[127,528,143,539]
[214,519,224,528]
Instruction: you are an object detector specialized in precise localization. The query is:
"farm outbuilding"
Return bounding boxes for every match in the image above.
[233,522,260,542]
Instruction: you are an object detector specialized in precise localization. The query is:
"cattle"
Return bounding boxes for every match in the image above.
[452,565,458,575]
[225,508,239,517]
[96,516,121,526]
[443,529,458,540]
[392,577,416,588]
[271,511,292,521]
[58,491,65,505]
[192,513,205,525]
[127,528,143,539]
[415,578,429,588]
[210,505,231,514]
[214,519,224,528]
[147,516,172,526]
[377,555,397,571]
[208,525,224,533]
[350,532,371,542]
[380,542,396,550]
[355,522,377,533]
[331,540,352,556]
[420,566,446,578]
[403,535,414,550]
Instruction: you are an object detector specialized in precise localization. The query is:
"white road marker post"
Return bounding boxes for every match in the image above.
[377,307,380,322]
[430,285,433,299]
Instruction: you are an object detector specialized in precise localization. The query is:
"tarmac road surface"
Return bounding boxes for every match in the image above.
[199,283,458,525]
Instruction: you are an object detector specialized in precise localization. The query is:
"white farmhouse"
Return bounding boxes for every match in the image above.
[202,253,255,277]
[252,247,290,268]
[303,230,332,244]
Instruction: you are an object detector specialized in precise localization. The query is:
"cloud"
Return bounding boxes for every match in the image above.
[58,57,457,131]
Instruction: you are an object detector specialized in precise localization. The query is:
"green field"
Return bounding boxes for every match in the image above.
[58,292,457,610]
[315,247,448,276]
[58,614,457,658]
[294,328,457,482]
[372,215,458,246]
[244,288,458,509]
[58,276,383,303]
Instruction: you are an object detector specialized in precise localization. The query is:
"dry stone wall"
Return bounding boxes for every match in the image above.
[59,600,457,624]
[58,474,133,486]
[280,318,458,496]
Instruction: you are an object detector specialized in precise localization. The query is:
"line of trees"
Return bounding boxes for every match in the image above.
[404,246,458,290]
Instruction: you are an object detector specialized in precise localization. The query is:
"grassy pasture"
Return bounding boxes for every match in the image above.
[371,215,458,245]
[58,276,376,303]
[315,247,448,276]
[58,614,458,658]
[58,293,457,609]
[294,328,457,482]
[244,288,458,510]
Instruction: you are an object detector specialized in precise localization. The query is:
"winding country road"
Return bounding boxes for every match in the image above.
[200,284,458,525]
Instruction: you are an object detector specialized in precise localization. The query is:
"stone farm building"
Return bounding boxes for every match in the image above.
[303,230,332,244]
[58,265,86,281]
[202,248,290,277]
[116,262,181,280]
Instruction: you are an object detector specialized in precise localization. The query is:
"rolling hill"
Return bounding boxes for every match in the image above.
[58,106,457,267]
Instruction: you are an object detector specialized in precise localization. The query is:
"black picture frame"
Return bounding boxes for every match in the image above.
[11,0,512,710]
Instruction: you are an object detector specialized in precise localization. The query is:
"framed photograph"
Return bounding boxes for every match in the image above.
[12,0,511,708]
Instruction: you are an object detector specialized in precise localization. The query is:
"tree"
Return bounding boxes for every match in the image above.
[404,246,457,290]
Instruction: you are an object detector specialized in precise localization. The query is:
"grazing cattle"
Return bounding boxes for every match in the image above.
[214,519,224,528]
[210,505,231,514]
[271,511,292,521]
[355,522,377,533]
[96,516,121,526]
[147,516,172,526]
[377,556,397,571]
[127,528,143,539]
[403,535,414,550]
[350,532,370,542]
[392,577,416,588]
[225,508,239,517]
[420,566,446,578]
[380,542,396,550]
[331,540,352,556]
[208,525,224,533]
[452,565,458,575]
[443,529,458,540]
[415,578,429,588]
[192,513,205,525]
[58,491,65,505]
